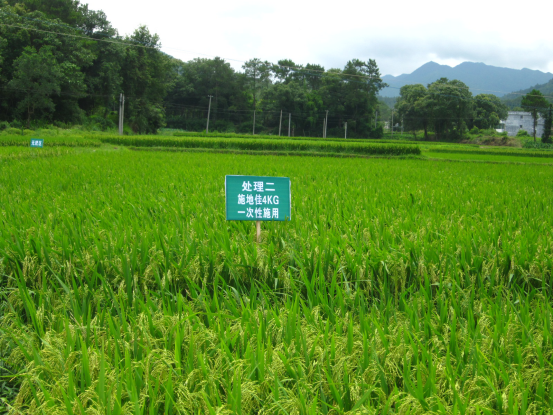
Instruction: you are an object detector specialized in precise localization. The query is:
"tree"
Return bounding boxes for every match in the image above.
[242,58,272,112]
[521,89,548,142]
[395,84,430,139]
[272,59,297,83]
[473,94,508,130]
[304,63,325,90]
[425,78,473,140]
[543,105,552,143]
[121,26,172,133]
[0,37,6,78]
[6,0,86,25]
[8,46,62,128]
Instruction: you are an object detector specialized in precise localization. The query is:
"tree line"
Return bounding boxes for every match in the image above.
[0,0,388,137]
[393,80,553,142]
[165,57,387,138]
[2,0,550,141]
[1,0,171,133]
[393,79,508,140]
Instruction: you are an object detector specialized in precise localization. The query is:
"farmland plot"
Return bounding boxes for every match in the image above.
[1,151,552,414]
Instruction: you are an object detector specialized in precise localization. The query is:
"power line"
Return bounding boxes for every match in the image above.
[0,23,155,49]
[3,19,551,100]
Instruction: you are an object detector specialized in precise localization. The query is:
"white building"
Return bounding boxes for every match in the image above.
[502,111,545,137]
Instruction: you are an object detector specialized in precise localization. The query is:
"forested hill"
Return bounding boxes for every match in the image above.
[0,0,388,137]
[380,61,553,97]
[500,79,553,108]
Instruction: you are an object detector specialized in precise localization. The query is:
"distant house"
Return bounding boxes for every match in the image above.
[502,111,545,137]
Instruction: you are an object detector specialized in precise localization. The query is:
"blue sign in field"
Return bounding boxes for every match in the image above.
[225,175,291,221]
[30,139,44,148]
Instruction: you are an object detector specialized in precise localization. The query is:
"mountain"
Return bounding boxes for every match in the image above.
[500,78,553,108]
[379,61,553,97]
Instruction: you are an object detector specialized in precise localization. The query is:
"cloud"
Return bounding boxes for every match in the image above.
[86,0,553,77]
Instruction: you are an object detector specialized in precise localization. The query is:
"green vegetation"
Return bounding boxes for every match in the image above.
[521,90,549,142]
[424,151,553,164]
[1,149,553,414]
[98,135,421,156]
[394,80,508,140]
[0,135,101,147]
[425,147,553,158]
[0,0,387,137]
[524,141,553,150]
[0,146,75,161]
[501,78,553,109]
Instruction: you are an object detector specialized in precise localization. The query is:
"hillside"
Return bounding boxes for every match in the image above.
[501,78,553,108]
[380,61,553,97]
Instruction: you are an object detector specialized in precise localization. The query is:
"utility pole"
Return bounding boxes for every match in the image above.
[391,110,394,139]
[325,110,329,138]
[323,118,326,138]
[118,93,125,136]
[206,95,213,134]
[279,110,282,136]
[253,110,256,135]
[344,122,347,139]
[548,104,553,142]
[375,111,378,129]
[288,113,291,137]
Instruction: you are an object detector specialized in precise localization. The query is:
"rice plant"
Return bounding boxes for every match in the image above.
[98,135,421,156]
[0,136,101,148]
[1,151,552,414]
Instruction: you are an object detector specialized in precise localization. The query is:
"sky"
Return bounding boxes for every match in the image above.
[86,0,553,77]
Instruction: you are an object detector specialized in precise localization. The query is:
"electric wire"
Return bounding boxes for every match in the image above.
[1,17,552,99]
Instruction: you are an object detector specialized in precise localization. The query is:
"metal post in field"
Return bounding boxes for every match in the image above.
[288,113,291,137]
[391,110,394,139]
[279,110,282,136]
[118,93,125,136]
[121,94,125,135]
[256,220,261,243]
[325,110,329,138]
[323,118,326,138]
[118,94,122,135]
[206,95,213,134]
[550,105,552,139]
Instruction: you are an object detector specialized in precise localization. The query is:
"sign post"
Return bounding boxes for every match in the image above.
[30,139,44,148]
[225,175,291,242]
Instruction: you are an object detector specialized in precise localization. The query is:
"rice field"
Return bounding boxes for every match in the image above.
[0,136,101,148]
[1,150,552,414]
[98,135,421,156]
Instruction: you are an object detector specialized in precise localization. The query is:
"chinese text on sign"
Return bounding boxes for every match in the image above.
[225,175,291,221]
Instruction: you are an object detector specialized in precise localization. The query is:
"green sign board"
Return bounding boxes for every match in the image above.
[225,175,291,221]
[30,139,44,148]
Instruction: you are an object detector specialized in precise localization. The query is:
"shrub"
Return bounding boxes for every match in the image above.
[469,126,479,135]
[4,127,22,135]
[516,129,530,137]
